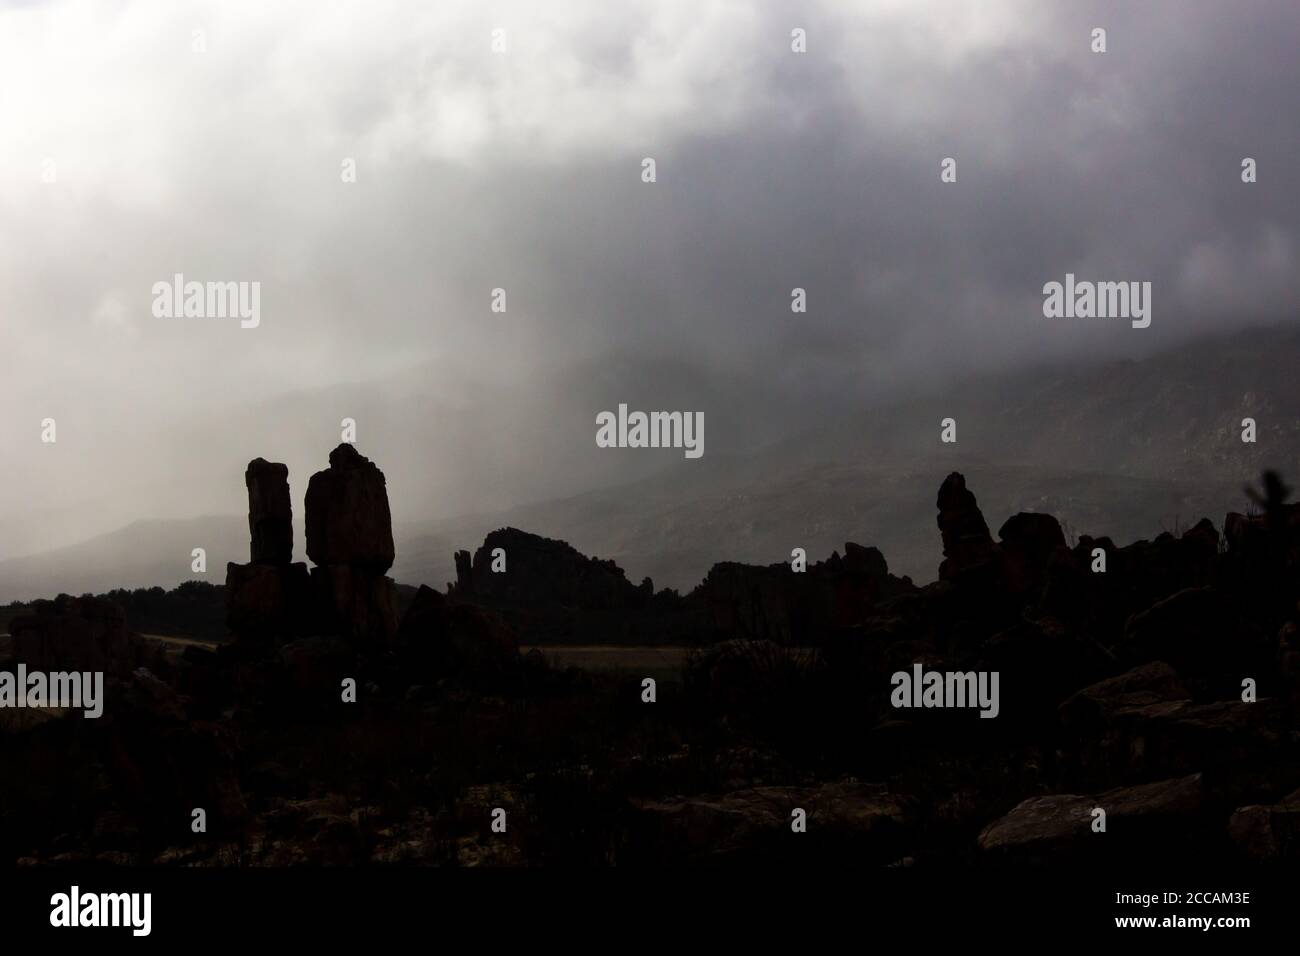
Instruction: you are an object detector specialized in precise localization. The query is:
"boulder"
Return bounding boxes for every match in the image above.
[632,783,913,863]
[1058,662,1190,738]
[465,528,643,610]
[1121,586,1267,694]
[978,773,1203,863]
[225,561,312,641]
[693,542,910,645]
[277,635,355,700]
[106,669,247,830]
[8,594,132,677]
[305,444,395,572]
[983,616,1111,721]
[396,587,517,679]
[1228,788,1300,861]
[997,512,1067,594]
[245,458,293,564]
[311,564,397,647]
[936,472,997,582]
[453,550,473,595]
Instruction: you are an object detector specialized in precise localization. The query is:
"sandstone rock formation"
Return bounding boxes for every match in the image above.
[936,472,997,581]
[396,584,518,679]
[447,527,663,644]
[246,458,294,564]
[225,457,311,642]
[225,561,311,640]
[305,444,397,645]
[632,782,914,863]
[8,594,133,678]
[11,458,1300,869]
[453,528,641,609]
[305,443,395,572]
[1229,787,1300,861]
[225,445,396,645]
[977,774,1204,864]
[997,511,1067,595]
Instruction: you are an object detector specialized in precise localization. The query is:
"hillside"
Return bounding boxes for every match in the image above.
[2,325,1295,601]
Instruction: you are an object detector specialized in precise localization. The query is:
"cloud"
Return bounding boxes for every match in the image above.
[0,0,1297,557]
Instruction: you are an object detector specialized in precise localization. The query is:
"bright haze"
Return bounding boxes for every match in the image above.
[1,0,1297,598]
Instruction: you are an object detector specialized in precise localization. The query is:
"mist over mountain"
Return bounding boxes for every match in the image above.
[3,324,1293,603]
[5,0,1298,573]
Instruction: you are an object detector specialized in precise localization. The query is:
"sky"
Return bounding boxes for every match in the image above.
[1,0,1297,560]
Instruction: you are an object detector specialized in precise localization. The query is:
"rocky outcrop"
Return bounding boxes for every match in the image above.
[978,774,1204,863]
[10,460,1300,868]
[311,563,397,648]
[997,512,1067,595]
[225,562,312,641]
[396,585,518,679]
[453,550,473,595]
[8,594,132,678]
[225,445,397,646]
[1120,586,1267,696]
[446,527,690,644]
[305,444,398,646]
[632,782,914,863]
[691,543,912,646]
[1229,787,1300,861]
[246,458,293,564]
[1058,662,1190,738]
[226,457,311,642]
[936,472,998,582]
[455,528,641,609]
[305,444,395,572]
[105,667,247,829]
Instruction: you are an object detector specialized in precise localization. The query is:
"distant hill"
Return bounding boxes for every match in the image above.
[393,326,1297,590]
[0,515,246,604]
[392,458,1249,594]
[2,325,1295,601]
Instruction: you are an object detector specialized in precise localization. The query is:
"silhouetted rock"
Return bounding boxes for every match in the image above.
[311,564,397,647]
[305,444,395,572]
[1059,662,1189,738]
[276,635,354,700]
[978,774,1203,863]
[396,584,518,679]
[464,528,643,609]
[936,472,997,581]
[1229,787,1300,861]
[984,615,1111,721]
[12,459,1300,868]
[998,512,1066,595]
[1224,495,1300,622]
[453,550,473,595]
[228,455,308,640]
[632,782,913,863]
[225,561,311,641]
[1088,521,1220,623]
[693,543,911,645]
[1057,662,1191,785]
[445,528,692,644]
[395,584,447,645]
[107,667,247,829]
[246,458,293,564]
[1121,586,1267,695]
[9,594,132,678]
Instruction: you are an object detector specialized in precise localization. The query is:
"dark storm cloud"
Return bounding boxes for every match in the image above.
[0,0,1296,559]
